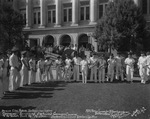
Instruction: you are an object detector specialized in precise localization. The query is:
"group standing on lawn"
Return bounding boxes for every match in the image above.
[0,46,150,99]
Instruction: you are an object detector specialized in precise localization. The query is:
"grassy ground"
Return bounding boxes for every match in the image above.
[0,80,150,119]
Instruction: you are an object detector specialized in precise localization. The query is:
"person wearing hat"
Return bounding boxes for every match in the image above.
[137,52,147,84]
[98,54,106,83]
[115,52,124,81]
[89,53,98,82]
[80,55,88,84]
[107,53,116,82]
[20,51,29,87]
[55,56,62,81]
[9,47,20,91]
[72,54,81,82]
[124,52,135,82]
[0,52,4,98]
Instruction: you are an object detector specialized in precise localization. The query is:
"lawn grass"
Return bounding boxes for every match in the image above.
[0,81,150,119]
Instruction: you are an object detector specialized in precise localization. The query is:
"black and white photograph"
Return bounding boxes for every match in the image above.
[0,0,150,119]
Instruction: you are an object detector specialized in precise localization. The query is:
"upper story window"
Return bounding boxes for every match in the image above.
[63,3,72,22]
[20,9,26,25]
[142,0,148,14]
[80,1,90,21]
[33,7,40,25]
[47,5,56,24]
[99,3,108,19]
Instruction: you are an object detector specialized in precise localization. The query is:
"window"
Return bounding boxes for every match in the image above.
[20,9,26,25]
[68,9,72,21]
[47,5,56,24]
[64,9,67,22]
[80,1,90,21]
[63,3,72,22]
[33,7,40,25]
[142,0,148,14]
[38,12,40,24]
[34,13,36,24]
[99,3,108,19]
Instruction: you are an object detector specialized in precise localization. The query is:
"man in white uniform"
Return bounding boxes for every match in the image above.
[98,55,106,83]
[89,53,98,82]
[124,52,135,82]
[145,52,150,82]
[64,56,72,82]
[137,52,147,84]
[55,56,62,81]
[115,52,124,81]
[9,47,20,92]
[73,54,81,82]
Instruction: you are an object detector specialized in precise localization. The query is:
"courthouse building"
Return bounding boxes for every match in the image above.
[1,0,150,52]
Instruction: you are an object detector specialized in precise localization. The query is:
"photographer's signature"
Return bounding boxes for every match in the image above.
[86,107,146,118]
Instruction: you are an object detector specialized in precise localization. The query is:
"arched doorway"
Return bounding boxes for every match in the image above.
[43,35,54,47]
[60,35,71,46]
[78,34,89,49]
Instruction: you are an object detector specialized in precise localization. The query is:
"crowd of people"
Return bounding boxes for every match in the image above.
[0,46,149,99]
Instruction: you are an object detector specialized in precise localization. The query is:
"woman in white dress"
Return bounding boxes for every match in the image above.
[20,51,29,87]
[2,54,9,94]
[29,55,36,84]
[36,56,44,83]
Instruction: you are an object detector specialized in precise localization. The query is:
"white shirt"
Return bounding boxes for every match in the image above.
[124,58,135,69]
[80,60,88,71]
[65,58,72,67]
[89,56,97,64]
[145,55,150,68]
[107,58,116,68]
[29,59,36,71]
[115,56,122,66]
[73,57,81,65]
[55,59,61,68]
[137,56,147,68]
[0,59,4,68]
[9,53,19,69]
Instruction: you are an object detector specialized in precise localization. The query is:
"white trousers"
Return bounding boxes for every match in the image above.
[56,67,62,81]
[82,68,88,83]
[139,66,147,81]
[126,66,134,81]
[90,66,97,82]
[99,68,105,82]
[116,65,124,81]
[73,65,80,81]
[107,67,114,82]
[9,68,20,91]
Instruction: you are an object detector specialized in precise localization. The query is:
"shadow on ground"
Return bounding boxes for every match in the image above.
[2,81,67,100]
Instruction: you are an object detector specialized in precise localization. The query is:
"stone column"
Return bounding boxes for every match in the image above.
[55,0,61,27]
[89,0,98,25]
[26,0,32,29]
[39,0,46,28]
[71,0,79,26]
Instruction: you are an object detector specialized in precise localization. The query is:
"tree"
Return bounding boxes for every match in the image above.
[0,2,27,52]
[93,0,147,53]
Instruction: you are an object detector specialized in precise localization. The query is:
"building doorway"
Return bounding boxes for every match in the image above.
[43,35,54,47]
[60,35,71,46]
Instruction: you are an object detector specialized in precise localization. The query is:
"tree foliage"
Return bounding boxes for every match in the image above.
[93,0,147,53]
[0,2,27,52]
